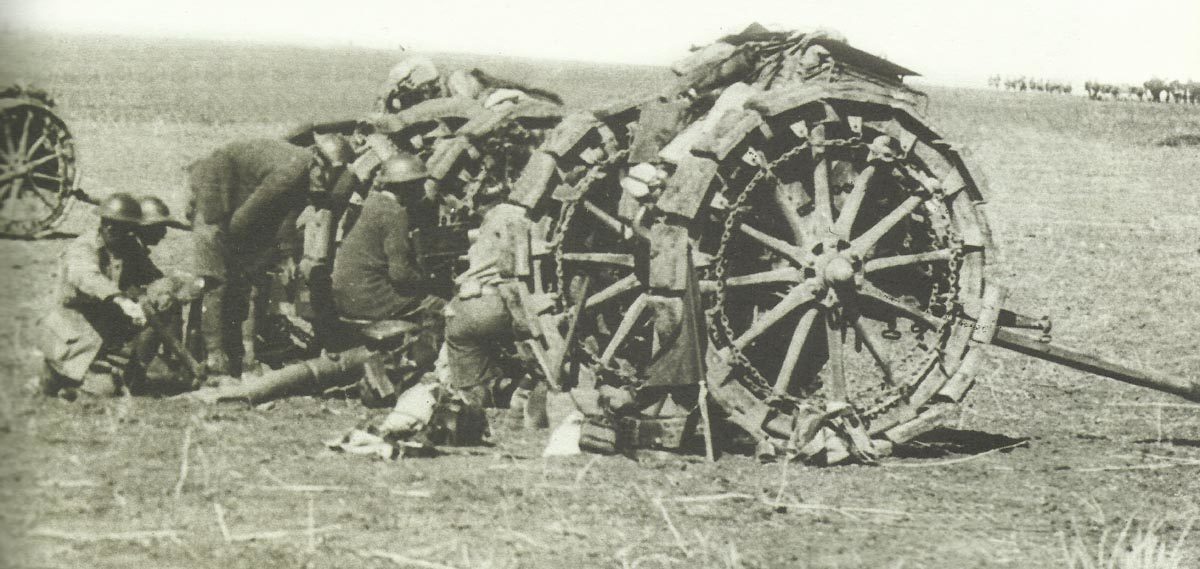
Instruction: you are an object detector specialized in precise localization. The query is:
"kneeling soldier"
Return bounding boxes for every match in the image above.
[38,194,161,398]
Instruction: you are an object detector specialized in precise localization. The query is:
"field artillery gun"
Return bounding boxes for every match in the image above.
[496,25,1200,463]
[206,79,569,404]
[0,84,94,238]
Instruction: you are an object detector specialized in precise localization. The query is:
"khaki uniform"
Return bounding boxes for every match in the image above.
[39,230,162,392]
[185,139,313,371]
[445,203,530,405]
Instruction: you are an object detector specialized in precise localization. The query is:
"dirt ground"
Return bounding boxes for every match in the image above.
[1,33,1199,568]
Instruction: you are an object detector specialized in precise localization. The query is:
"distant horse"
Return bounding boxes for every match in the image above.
[987,74,1001,89]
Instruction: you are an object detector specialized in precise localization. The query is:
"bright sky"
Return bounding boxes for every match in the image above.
[3,0,1198,86]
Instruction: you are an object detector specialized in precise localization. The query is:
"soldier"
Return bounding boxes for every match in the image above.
[296,133,361,344]
[186,137,348,377]
[377,55,444,113]
[442,202,527,411]
[137,196,184,248]
[331,152,445,369]
[37,194,160,398]
[376,55,563,114]
[331,153,441,319]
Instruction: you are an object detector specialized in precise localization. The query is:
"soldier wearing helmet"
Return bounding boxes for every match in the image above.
[298,133,358,279]
[331,152,442,321]
[37,193,164,398]
[377,55,444,113]
[185,137,347,377]
[136,195,183,248]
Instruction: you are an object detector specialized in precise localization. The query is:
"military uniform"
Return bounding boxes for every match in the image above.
[185,139,313,374]
[331,191,440,320]
[331,188,445,385]
[39,229,163,396]
[444,203,530,406]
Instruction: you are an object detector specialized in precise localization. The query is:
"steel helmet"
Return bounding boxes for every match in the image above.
[377,153,429,185]
[313,133,355,167]
[445,70,483,99]
[97,193,143,224]
[386,56,440,88]
[138,196,173,226]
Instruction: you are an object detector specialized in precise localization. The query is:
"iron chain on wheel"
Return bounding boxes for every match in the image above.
[704,101,980,459]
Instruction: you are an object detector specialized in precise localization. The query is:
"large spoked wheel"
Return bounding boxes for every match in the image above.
[702,97,990,463]
[0,98,78,238]
[547,133,701,433]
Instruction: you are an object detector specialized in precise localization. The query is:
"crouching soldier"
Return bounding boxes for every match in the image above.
[37,194,163,398]
[443,202,530,413]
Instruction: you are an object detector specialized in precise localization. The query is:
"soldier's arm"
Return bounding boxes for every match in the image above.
[63,238,122,301]
[382,212,425,286]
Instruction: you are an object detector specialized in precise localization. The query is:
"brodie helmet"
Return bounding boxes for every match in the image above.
[376,153,429,186]
[97,193,143,224]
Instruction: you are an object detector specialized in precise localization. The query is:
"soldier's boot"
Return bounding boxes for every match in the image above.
[523,382,549,430]
[80,373,119,398]
[505,386,529,429]
[240,308,258,376]
[37,361,67,397]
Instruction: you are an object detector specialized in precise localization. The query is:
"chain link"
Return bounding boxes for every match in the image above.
[711,133,965,419]
[711,142,813,402]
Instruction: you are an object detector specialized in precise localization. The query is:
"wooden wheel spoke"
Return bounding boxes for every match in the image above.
[0,180,16,201]
[2,118,16,155]
[561,252,635,268]
[825,311,847,401]
[30,172,65,185]
[24,175,58,210]
[772,307,820,395]
[812,157,833,234]
[0,152,59,185]
[851,316,895,385]
[847,195,924,257]
[732,283,817,350]
[772,181,808,247]
[22,152,60,171]
[584,273,640,311]
[737,222,806,265]
[854,284,944,330]
[598,294,649,366]
[16,112,33,160]
[831,165,877,238]
[725,267,803,288]
[25,132,51,159]
[863,249,954,273]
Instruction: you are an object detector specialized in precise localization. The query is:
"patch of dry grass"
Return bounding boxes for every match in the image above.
[1060,518,1195,569]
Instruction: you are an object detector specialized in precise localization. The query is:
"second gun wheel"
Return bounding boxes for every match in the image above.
[0,95,78,238]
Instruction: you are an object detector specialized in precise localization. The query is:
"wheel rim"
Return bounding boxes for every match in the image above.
[700,100,988,461]
[0,101,77,237]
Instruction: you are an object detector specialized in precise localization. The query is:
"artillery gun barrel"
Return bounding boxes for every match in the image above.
[993,329,1200,403]
[203,346,373,405]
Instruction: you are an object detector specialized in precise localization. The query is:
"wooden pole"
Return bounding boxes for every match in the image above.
[686,246,715,462]
[993,329,1200,403]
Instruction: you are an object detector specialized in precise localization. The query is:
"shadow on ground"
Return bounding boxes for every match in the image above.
[893,427,1030,458]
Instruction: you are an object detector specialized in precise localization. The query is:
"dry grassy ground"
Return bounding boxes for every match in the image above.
[1,32,1199,568]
